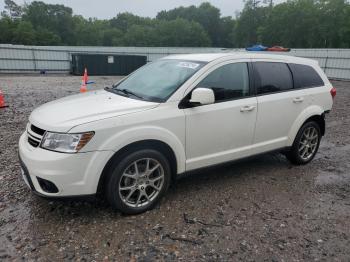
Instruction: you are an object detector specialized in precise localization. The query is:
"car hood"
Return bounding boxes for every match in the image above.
[29,90,159,132]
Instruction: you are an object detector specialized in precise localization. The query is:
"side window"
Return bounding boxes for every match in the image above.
[289,63,324,88]
[197,62,250,102]
[254,62,293,95]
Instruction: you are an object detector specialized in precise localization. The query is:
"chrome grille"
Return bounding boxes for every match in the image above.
[27,123,46,148]
[28,137,40,147]
[30,124,45,136]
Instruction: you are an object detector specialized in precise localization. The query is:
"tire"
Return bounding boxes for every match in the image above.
[286,121,321,165]
[105,149,171,215]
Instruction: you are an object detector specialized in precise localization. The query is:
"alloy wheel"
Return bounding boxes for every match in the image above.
[118,158,165,208]
[298,126,319,160]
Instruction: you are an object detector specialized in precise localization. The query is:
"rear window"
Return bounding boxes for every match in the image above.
[289,63,324,88]
[253,62,293,95]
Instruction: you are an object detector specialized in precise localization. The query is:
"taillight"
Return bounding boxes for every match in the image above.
[330,87,336,99]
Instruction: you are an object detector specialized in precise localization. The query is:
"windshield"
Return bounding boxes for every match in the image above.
[111,59,205,102]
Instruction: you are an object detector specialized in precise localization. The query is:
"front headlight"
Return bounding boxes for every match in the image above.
[40,132,94,153]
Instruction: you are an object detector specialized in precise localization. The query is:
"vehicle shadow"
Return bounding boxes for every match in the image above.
[27,151,292,220]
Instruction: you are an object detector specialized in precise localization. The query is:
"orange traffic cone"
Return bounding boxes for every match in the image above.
[83,68,89,84]
[0,89,8,108]
[80,68,88,93]
[80,81,87,93]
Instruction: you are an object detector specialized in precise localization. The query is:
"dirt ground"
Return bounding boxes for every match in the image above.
[0,75,349,261]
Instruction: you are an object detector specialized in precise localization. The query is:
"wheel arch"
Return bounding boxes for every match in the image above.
[97,139,179,195]
[304,115,325,136]
[287,106,325,146]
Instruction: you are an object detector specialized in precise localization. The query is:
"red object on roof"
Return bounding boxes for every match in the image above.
[267,46,291,52]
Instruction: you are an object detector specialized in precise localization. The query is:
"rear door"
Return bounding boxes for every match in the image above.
[251,61,310,154]
[288,63,330,111]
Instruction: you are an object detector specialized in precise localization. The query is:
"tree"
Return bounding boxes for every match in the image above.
[235,0,271,47]
[1,0,350,48]
[0,16,16,43]
[157,3,222,46]
[35,27,61,45]
[23,1,76,45]
[12,21,36,44]
[219,17,236,48]
[122,25,157,46]
[73,17,109,46]
[257,0,320,48]
[317,0,349,47]
[3,0,22,19]
[102,28,124,46]
[341,3,350,47]
[154,18,211,47]
[110,13,154,32]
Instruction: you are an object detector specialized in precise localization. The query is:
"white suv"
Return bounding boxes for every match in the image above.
[19,53,336,214]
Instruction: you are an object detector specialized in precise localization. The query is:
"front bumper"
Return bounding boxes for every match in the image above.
[18,132,114,197]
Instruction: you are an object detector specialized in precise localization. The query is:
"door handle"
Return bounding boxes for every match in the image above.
[293,97,304,103]
[240,105,256,112]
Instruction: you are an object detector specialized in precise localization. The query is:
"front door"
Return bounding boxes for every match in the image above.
[183,61,258,171]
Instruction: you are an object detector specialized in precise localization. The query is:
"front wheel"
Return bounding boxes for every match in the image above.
[106,149,171,214]
[286,121,321,165]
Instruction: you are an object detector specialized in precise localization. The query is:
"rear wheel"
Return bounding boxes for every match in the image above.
[106,149,171,214]
[286,121,321,165]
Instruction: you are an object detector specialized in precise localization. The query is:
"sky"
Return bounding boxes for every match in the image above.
[0,0,250,19]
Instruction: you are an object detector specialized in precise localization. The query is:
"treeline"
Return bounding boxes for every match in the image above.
[1,0,350,48]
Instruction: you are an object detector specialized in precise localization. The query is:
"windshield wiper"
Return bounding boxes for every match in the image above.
[105,86,145,100]
[104,86,120,94]
[117,88,145,100]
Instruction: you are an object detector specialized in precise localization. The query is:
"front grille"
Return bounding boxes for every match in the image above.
[27,123,46,148]
[31,124,45,136]
[28,137,40,147]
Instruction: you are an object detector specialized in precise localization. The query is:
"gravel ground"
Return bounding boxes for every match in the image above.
[0,75,349,261]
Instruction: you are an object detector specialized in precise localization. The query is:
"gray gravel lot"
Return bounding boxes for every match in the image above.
[0,75,349,261]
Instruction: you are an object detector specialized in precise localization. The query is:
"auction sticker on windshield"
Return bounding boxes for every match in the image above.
[177,62,200,69]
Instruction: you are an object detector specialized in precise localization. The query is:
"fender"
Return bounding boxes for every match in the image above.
[97,125,186,174]
[287,105,324,146]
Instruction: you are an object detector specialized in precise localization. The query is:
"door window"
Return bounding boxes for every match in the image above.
[289,63,324,88]
[254,62,293,95]
[197,62,250,102]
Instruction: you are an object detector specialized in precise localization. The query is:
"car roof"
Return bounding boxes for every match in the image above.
[164,52,318,65]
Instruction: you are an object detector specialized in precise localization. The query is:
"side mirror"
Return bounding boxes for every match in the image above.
[190,88,215,106]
